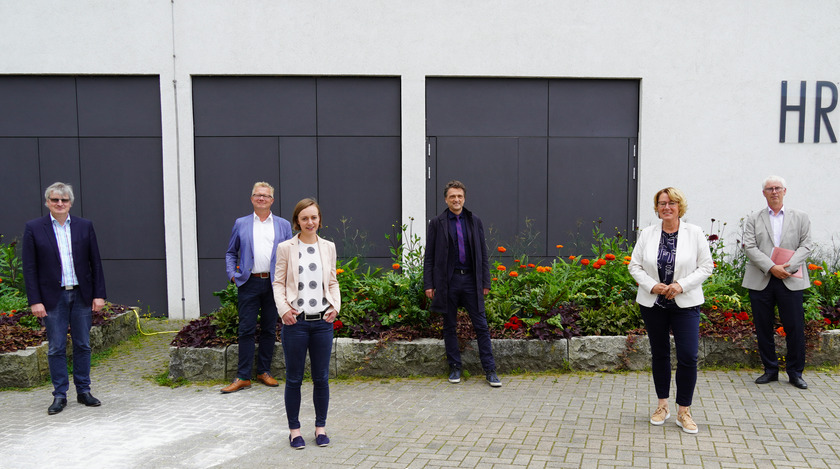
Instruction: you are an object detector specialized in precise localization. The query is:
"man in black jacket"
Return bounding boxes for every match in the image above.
[423,180,500,387]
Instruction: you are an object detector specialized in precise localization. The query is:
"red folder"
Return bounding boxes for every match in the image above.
[771,247,803,278]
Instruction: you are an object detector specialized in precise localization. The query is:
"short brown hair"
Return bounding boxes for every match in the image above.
[653,187,688,218]
[292,198,322,231]
[443,180,466,198]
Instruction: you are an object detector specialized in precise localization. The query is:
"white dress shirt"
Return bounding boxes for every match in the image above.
[768,206,784,247]
[252,213,275,274]
[51,214,78,287]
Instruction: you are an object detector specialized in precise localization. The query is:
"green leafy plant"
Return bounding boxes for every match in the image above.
[18,313,41,331]
[0,290,28,313]
[212,283,238,308]
[0,235,25,296]
[578,302,643,336]
[210,303,239,339]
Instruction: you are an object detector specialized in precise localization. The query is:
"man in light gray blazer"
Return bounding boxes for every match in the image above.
[742,176,812,389]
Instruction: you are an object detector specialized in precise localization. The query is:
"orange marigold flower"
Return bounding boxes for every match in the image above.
[814,280,823,286]
[545,266,552,272]
[808,263,820,271]
[392,263,400,270]
[580,259,590,266]
[514,259,520,263]
[623,256,632,261]
[11,310,17,313]
[527,263,535,268]
[605,254,616,261]
[622,261,630,265]
[497,265,506,271]
[556,244,563,249]
[596,259,606,266]
[776,326,786,337]
[518,264,526,269]
[592,264,602,269]
[569,256,576,260]
[509,271,519,277]
[492,277,498,281]
[712,305,718,310]
[497,246,507,253]
[336,268,345,274]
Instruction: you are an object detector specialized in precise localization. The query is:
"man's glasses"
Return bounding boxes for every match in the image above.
[252,194,273,200]
[763,186,785,193]
[49,198,70,203]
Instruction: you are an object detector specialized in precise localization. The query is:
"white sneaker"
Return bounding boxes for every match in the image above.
[650,404,670,425]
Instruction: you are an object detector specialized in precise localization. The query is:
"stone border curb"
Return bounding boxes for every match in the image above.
[169,330,840,381]
[0,311,137,388]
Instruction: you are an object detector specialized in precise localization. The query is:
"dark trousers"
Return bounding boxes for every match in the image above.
[749,277,805,378]
[44,289,93,398]
[640,304,699,407]
[442,271,496,372]
[236,276,278,380]
[281,318,333,429]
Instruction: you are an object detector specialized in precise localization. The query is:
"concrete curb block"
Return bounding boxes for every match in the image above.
[0,311,137,388]
[167,330,840,381]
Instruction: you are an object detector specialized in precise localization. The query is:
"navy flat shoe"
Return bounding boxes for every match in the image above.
[289,435,305,450]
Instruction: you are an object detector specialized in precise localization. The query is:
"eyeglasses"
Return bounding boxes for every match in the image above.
[252,194,273,200]
[763,186,785,193]
[657,201,678,207]
[49,198,70,203]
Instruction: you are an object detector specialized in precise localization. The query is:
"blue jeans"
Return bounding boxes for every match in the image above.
[281,318,333,429]
[640,304,699,407]
[442,271,496,372]
[236,277,278,380]
[44,289,93,398]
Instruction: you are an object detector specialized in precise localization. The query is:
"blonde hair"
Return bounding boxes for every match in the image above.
[251,182,274,197]
[653,187,687,218]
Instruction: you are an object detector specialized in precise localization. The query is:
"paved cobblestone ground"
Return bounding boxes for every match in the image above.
[1,320,840,468]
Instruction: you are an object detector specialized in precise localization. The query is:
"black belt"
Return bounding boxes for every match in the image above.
[454,269,471,275]
[251,272,270,279]
[63,285,78,290]
[303,308,329,321]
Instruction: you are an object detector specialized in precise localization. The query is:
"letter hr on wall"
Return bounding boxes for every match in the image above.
[780,80,838,143]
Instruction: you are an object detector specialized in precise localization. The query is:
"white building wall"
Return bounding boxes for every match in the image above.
[2,0,838,317]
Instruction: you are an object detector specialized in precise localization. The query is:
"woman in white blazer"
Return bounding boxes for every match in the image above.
[273,198,340,450]
[628,187,713,434]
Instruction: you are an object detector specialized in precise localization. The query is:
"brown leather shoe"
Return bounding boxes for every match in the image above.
[256,372,279,387]
[220,378,252,394]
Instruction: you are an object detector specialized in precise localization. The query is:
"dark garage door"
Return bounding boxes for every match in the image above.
[193,76,401,314]
[0,76,167,314]
[426,78,639,262]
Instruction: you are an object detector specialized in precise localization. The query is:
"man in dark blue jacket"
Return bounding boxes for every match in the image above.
[23,182,107,415]
[423,180,500,387]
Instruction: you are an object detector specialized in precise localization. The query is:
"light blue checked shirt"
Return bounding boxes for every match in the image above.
[51,214,78,287]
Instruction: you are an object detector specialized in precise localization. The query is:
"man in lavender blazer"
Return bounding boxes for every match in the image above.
[222,182,292,393]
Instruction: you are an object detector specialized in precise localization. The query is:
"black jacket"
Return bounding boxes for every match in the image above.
[423,207,491,312]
